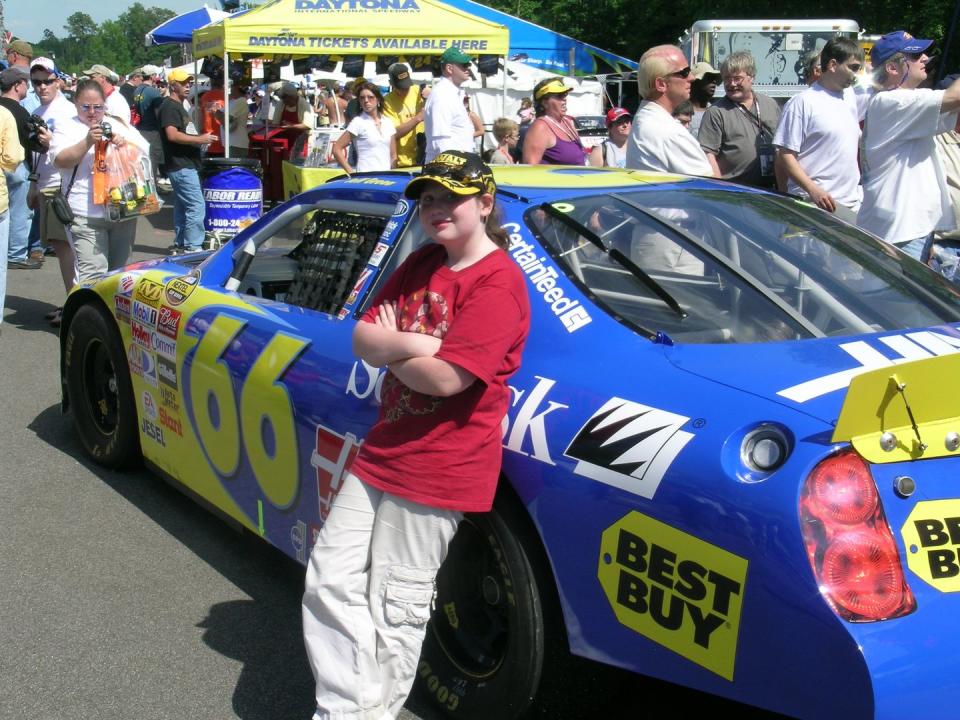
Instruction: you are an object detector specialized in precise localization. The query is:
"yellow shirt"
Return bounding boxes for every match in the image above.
[382,87,424,168]
[0,105,24,213]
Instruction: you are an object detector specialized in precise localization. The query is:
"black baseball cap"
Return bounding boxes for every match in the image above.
[405,151,496,199]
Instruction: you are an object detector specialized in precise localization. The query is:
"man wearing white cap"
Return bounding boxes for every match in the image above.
[83,64,130,124]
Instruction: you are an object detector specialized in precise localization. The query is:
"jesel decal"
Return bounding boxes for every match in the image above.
[598,511,747,681]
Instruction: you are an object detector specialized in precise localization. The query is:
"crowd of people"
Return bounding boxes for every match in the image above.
[2,27,960,337]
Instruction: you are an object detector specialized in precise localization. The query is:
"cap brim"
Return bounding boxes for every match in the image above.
[404,176,482,200]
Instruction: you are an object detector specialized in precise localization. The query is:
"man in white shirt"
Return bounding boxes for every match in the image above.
[858,30,960,278]
[83,64,131,125]
[774,37,865,223]
[625,45,714,176]
[30,57,80,310]
[423,47,475,163]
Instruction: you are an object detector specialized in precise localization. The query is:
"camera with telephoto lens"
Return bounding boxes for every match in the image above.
[25,114,47,143]
[99,121,113,140]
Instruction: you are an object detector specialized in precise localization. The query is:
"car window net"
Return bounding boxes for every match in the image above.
[286,210,387,315]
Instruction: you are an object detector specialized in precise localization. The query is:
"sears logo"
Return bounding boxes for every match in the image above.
[565,397,694,500]
[131,322,152,349]
[156,355,178,390]
[115,295,131,323]
[133,301,158,327]
[151,332,176,360]
[156,306,182,339]
[141,390,158,420]
[598,511,747,680]
[141,417,166,447]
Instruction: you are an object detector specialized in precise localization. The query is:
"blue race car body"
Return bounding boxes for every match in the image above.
[60,166,960,719]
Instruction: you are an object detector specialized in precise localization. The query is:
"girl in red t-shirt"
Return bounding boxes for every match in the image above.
[302,151,530,720]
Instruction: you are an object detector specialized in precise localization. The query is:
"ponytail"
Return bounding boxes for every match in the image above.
[485,202,509,250]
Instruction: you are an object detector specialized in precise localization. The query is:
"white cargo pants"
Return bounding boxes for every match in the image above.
[302,471,461,720]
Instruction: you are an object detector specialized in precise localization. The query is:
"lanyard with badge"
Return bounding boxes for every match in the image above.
[739,100,775,181]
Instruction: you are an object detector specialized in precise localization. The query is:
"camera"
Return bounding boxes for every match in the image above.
[99,121,113,140]
[25,114,47,143]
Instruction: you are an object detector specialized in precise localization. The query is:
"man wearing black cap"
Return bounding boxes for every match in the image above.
[423,47,475,163]
[858,30,960,276]
[382,63,424,168]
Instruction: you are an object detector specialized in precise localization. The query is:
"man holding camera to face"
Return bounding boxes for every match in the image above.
[859,30,960,280]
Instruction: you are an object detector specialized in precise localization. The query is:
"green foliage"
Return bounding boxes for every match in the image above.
[479,0,960,71]
[30,4,180,75]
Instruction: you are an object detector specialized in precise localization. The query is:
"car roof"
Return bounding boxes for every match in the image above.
[321,166,716,204]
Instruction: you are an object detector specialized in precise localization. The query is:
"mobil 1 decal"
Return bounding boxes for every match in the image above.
[565,397,694,499]
[902,499,960,591]
[598,511,747,680]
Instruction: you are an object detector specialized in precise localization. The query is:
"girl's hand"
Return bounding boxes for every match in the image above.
[374,301,400,331]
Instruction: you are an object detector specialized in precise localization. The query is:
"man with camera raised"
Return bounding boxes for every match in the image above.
[29,56,78,321]
[0,66,42,270]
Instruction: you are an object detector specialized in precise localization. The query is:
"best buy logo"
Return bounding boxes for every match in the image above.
[598,511,747,680]
[902,499,960,592]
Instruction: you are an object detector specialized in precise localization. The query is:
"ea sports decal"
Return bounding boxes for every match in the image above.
[902,499,960,592]
[565,397,694,499]
[598,511,747,680]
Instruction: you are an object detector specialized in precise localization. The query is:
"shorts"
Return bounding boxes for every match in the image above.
[39,187,69,245]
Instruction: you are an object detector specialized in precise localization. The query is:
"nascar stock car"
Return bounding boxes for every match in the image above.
[59,165,960,719]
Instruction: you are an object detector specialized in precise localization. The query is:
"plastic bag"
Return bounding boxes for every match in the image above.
[94,140,162,222]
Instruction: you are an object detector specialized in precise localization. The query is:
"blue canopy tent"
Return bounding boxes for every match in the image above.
[439,0,636,76]
[145,5,231,46]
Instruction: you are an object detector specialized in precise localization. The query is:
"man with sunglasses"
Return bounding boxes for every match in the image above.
[0,67,41,270]
[698,51,780,188]
[28,57,77,302]
[423,46,476,163]
[625,44,713,176]
[858,31,960,280]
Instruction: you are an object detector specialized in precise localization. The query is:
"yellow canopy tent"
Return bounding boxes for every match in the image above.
[193,0,510,156]
[193,0,509,59]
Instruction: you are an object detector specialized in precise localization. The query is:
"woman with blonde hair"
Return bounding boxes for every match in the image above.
[487,117,518,164]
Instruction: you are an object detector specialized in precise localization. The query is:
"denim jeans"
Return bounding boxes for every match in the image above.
[167,166,206,250]
[897,234,931,263]
[0,209,10,326]
[5,163,34,261]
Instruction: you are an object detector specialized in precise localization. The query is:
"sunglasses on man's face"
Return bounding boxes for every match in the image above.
[31,78,57,87]
[666,66,692,79]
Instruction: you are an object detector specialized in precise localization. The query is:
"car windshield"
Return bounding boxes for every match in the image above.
[525,187,960,344]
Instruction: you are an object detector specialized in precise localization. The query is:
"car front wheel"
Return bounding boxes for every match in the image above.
[65,304,141,469]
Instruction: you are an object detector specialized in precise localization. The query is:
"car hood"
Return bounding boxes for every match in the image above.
[665,323,960,426]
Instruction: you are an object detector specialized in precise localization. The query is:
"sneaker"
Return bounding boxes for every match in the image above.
[43,246,56,257]
[45,306,63,320]
[8,258,41,269]
[167,245,185,256]
[29,250,44,263]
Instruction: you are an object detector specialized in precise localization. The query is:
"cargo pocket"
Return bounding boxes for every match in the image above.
[383,565,436,628]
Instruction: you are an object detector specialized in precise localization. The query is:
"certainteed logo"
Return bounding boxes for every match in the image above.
[598,511,747,680]
[902,499,960,591]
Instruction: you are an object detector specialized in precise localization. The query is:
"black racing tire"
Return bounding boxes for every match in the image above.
[417,494,547,720]
[65,303,142,469]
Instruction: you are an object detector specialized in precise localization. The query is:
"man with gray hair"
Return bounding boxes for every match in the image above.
[858,30,960,278]
[698,51,780,187]
[625,44,713,175]
[83,64,130,124]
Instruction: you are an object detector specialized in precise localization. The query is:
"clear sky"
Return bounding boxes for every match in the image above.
[6,0,213,43]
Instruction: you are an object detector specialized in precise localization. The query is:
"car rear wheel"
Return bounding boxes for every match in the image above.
[417,495,547,720]
[65,304,141,469]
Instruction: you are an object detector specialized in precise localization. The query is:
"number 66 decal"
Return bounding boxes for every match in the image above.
[188,313,309,509]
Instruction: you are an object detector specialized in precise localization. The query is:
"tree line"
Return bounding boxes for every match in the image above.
[20,0,960,78]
